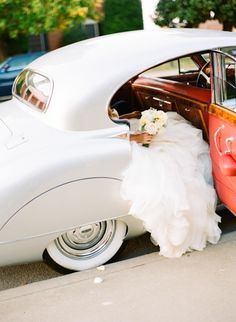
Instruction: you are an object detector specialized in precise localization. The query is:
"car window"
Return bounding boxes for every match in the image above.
[179,56,199,73]
[213,51,236,111]
[220,46,236,58]
[139,53,211,90]
[8,56,32,68]
[141,56,199,78]
[13,69,52,112]
[2,53,44,71]
[141,60,179,78]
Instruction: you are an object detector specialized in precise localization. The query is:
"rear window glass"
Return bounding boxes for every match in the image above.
[13,69,52,112]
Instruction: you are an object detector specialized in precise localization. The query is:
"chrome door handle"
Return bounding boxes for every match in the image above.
[225,137,236,155]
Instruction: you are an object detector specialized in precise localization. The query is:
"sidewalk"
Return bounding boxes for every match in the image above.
[1,232,236,322]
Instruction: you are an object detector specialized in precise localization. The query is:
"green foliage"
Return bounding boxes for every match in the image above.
[214,0,236,30]
[100,0,143,35]
[0,0,101,39]
[155,0,179,27]
[155,0,236,31]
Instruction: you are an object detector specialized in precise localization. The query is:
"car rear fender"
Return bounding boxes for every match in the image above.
[0,138,130,242]
[0,177,130,243]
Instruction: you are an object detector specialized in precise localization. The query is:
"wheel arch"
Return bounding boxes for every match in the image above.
[0,177,129,243]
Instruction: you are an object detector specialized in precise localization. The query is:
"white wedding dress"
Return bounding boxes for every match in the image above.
[121,112,221,258]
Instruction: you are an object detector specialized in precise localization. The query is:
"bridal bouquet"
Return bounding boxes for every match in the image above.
[139,108,168,147]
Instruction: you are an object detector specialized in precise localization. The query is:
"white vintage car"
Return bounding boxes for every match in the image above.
[0,28,236,271]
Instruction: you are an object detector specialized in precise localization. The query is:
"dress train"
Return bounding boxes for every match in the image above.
[121,112,221,257]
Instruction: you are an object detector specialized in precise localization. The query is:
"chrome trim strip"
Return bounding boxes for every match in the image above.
[214,125,224,156]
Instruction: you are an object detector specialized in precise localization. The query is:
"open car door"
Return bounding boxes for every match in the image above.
[209,49,236,213]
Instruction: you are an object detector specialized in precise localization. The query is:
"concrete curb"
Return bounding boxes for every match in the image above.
[1,232,236,322]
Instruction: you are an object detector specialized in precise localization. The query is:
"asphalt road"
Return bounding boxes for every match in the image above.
[0,207,235,292]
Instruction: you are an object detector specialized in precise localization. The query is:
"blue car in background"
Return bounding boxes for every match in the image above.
[0,51,45,101]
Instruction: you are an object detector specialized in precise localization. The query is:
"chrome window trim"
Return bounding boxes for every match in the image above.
[12,68,54,113]
[212,48,236,62]
[211,48,236,111]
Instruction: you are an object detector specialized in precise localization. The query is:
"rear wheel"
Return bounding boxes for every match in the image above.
[46,220,127,271]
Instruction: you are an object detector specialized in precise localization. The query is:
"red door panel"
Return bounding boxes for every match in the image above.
[209,108,236,213]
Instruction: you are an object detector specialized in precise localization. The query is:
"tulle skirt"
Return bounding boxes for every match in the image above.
[121,112,221,258]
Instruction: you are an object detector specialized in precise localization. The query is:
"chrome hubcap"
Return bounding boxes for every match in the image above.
[67,224,101,244]
[56,220,116,259]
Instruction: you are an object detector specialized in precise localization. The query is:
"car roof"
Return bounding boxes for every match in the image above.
[30,28,236,73]
[26,28,236,131]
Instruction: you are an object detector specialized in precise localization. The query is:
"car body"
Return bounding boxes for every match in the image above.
[0,51,45,101]
[0,28,236,271]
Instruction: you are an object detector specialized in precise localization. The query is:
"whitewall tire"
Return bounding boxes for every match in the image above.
[46,220,127,271]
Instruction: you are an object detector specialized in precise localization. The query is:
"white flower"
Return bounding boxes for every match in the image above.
[144,122,159,135]
[155,110,168,127]
[141,108,159,122]
[139,117,149,129]
[139,108,168,134]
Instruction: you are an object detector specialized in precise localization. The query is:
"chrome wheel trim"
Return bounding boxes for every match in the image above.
[55,220,116,260]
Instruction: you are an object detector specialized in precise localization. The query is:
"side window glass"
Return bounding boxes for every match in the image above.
[225,58,236,105]
[140,56,202,79]
[141,60,179,78]
[213,52,236,111]
[139,53,212,89]
[179,57,198,73]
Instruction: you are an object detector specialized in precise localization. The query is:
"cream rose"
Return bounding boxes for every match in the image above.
[156,110,168,127]
[144,122,159,135]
